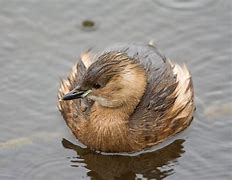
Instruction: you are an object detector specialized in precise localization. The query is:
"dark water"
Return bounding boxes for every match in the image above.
[0,0,231,179]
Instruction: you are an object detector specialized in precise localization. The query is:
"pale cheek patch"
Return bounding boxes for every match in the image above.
[120,67,146,96]
[122,71,135,82]
[88,95,113,107]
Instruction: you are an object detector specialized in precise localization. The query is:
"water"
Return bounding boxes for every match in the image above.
[0,0,231,179]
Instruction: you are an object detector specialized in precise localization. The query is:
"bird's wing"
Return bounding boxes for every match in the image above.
[128,59,194,149]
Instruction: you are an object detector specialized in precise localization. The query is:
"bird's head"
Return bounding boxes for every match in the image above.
[62,52,147,108]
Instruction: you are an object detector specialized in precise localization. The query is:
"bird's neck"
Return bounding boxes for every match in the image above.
[85,103,137,152]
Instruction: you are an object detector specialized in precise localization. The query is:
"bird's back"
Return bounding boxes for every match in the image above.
[103,44,194,150]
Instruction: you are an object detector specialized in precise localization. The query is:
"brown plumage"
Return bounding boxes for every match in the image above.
[58,44,195,153]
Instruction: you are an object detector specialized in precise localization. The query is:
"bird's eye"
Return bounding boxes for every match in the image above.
[93,83,101,89]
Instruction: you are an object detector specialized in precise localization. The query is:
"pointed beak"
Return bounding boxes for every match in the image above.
[62,88,92,101]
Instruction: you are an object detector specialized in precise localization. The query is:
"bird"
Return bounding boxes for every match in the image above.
[57,43,195,153]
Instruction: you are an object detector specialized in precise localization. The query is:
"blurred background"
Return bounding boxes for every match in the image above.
[0,0,231,179]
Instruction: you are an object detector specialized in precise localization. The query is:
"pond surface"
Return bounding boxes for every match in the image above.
[0,0,231,179]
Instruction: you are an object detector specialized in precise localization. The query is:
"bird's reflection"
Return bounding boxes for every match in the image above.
[62,138,185,180]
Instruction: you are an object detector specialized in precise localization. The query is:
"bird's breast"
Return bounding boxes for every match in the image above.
[79,105,132,152]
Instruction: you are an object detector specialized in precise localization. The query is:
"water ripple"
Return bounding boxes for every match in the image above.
[152,0,220,10]
[18,157,71,180]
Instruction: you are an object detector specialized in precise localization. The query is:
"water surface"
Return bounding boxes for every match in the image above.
[0,0,231,179]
